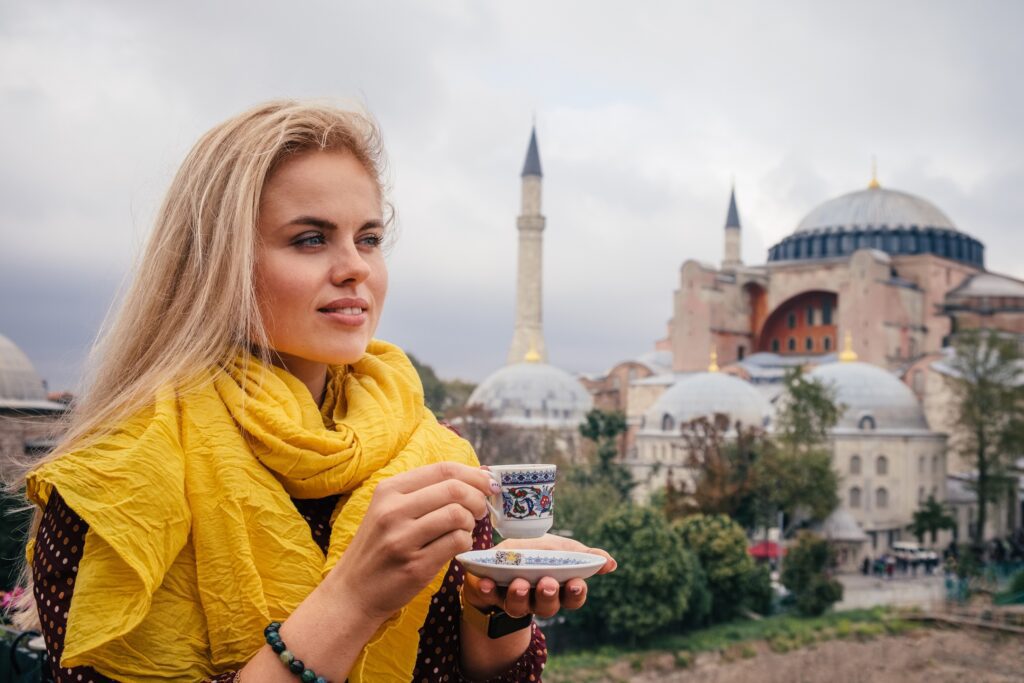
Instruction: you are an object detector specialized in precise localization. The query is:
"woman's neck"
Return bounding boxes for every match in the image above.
[271,353,328,405]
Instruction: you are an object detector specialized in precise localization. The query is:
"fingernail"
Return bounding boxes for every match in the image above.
[542,587,556,597]
[569,585,583,595]
[480,584,492,595]
[516,587,528,597]
[489,481,501,493]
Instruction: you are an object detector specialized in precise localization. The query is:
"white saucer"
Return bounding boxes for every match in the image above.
[456,549,607,586]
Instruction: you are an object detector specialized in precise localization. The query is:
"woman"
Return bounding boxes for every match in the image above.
[14,101,614,682]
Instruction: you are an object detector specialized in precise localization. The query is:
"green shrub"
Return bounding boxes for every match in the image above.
[781,532,843,616]
[1008,569,1024,595]
[581,506,702,643]
[675,514,761,622]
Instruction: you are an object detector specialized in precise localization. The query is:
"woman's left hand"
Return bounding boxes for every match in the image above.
[461,535,617,618]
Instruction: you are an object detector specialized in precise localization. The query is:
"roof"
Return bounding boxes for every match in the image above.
[467,361,591,428]
[0,333,66,413]
[642,371,772,433]
[821,508,868,542]
[809,361,929,432]
[795,187,956,233]
[521,127,543,178]
[725,187,741,229]
[947,272,1024,299]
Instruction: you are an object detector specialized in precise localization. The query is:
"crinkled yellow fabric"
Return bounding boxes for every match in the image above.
[26,340,478,682]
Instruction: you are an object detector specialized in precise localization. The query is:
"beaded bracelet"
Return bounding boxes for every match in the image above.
[264,622,330,683]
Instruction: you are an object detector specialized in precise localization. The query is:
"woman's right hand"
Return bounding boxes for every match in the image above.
[327,462,497,622]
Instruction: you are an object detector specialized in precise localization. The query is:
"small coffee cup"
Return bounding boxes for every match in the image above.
[484,464,556,539]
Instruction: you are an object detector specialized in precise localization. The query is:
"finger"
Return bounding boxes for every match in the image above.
[503,578,532,618]
[534,576,561,619]
[410,503,477,549]
[419,527,474,565]
[560,578,588,610]
[387,462,497,497]
[402,479,489,520]
[462,573,501,610]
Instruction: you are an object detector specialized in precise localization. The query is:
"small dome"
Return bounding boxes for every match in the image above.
[809,361,928,431]
[468,362,592,428]
[643,372,771,433]
[821,508,868,542]
[0,333,47,402]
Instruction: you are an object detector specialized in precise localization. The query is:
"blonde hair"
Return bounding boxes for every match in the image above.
[9,100,389,628]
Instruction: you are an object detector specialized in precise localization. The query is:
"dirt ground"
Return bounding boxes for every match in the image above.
[614,628,1024,683]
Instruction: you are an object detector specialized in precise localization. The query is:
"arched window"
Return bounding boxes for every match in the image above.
[771,339,780,353]
[875,487,889,508]
[858,415,876,430]
[823,336,832,351]
[876,455,888,476]
[662,414,675,432]
[849,487,862,508]
[787,337,796,351]
[805,337,814,351]
[788,312,797,329]
[850,455,861,475]
[932,454,940,476]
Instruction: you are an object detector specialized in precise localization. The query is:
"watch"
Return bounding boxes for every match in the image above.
[461,598,534,639]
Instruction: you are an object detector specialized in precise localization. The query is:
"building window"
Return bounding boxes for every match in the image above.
[850,487,862,508]
[787,337,796,351]
[858,415,876,430]
[805,337,814,351]
[822,300,833,325]
[807,307,815,326]
[662,414,675,432]
[823,336,832,351]
[771,339,780,353]
[737,345,746,360]
[787,312,796,329]
[932,455,940,476]
[876,487,889,509]
[876,455,888,475]
[850,455,861,475]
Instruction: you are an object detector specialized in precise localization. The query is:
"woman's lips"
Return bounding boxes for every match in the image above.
[318,306,367,326]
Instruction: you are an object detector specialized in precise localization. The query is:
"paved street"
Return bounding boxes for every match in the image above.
[836,572,947,611]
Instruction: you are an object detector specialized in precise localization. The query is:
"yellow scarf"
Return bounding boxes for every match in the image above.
[26,340,478,682]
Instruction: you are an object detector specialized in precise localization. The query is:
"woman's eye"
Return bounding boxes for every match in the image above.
[294,232,326,247]
[358,233,384,248]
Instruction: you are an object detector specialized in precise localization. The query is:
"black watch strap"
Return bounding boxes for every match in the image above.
[463,600,534,639]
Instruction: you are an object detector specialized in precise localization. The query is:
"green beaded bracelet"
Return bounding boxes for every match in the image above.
[264,622,329,683]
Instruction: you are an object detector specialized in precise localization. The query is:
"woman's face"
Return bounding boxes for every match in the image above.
[255,149,387,377]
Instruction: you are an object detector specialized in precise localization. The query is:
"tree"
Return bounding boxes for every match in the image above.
[408,353,477,416]
[907,495,956,545]
[760,367,842,527]
[0,491,31,591]
[578,409,634,500]
[945,329,1024,544]
[580,506,703,644]
[674,514,762,622]
[781,532,843,616]
[447,403,533,465]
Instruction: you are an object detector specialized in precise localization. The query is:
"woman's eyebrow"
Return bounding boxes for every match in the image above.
[358,219,385,232]
[285,215,337,231]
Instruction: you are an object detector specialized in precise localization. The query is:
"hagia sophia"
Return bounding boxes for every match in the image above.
[2,127,1022,572]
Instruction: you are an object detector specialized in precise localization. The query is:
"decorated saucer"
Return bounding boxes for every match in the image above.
[456,549,607,586]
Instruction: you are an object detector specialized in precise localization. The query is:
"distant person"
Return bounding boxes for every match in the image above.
[10,101,615,682]
[862,556,871,576]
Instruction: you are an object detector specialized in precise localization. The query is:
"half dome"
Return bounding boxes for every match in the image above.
[642,372,771,433]
[468,362,592,428]
[0,333,47,402]
[809,361,928,432]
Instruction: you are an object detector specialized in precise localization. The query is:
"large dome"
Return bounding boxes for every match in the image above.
[642,372,771,434]
[809,361,928,432]
[468,362,592,428]
[0,333,47,402]
[768,186,983,268]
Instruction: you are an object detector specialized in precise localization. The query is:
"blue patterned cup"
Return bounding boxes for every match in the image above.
[484,464,556,539]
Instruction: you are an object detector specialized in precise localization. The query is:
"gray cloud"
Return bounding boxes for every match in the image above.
[2,0,1022,390]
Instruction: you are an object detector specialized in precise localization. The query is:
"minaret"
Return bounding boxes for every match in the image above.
[722,185,742,269]
[507,126,548,364]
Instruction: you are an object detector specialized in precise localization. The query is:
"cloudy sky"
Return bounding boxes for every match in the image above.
[2,1,1022,391]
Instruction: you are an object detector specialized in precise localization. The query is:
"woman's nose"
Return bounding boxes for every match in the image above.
[329,243,371,286]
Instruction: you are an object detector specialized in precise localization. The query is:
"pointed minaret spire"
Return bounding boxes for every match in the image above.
[722,183,743,270]
[521,126,543,178]
[508,125,547,364]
